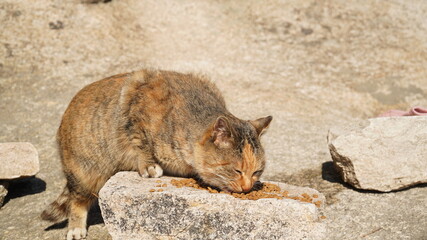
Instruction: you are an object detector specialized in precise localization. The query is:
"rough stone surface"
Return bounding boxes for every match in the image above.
[0,182,8,208]
[0,142,40,179]
[1,0,427,239]
[99,172,326,240]
[328,117,427,192]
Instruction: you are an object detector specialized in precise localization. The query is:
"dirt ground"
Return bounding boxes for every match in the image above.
[1,0,426,239]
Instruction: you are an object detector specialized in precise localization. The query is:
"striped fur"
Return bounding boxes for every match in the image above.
[41,187,70,222]
[41,69,272,239]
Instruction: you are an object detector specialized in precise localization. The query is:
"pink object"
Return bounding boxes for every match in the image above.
[378,107,427,117]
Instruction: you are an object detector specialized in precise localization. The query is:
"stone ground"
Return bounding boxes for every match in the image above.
[0,0,426,239]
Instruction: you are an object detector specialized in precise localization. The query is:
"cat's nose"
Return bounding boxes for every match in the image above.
[241,179,253,193]
[241,184,252,192]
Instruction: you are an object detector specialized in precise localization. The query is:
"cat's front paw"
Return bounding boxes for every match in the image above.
[140,163,163,178]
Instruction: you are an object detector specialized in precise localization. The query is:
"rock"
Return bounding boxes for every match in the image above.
[99,172,326,240]
[0,182,8,208]
[328,116,427,192]
[0,142,40,179]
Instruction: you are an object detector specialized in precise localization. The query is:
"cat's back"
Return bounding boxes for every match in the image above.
[63,72,129,117]
[154,70,228,124]
[58,72,129,150]
[140,69,225,105]
[59,70,225,134]
[121,70,228,129]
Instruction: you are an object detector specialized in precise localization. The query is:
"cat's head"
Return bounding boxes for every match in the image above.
[194,115,272,193]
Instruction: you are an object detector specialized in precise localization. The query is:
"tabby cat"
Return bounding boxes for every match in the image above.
[41,69,272,240]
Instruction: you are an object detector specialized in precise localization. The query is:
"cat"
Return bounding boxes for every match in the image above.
[41,69,272,240]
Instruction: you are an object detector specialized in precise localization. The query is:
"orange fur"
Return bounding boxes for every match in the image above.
[236,142,259,192]
[242,141,258,173]
[41,69,272,239]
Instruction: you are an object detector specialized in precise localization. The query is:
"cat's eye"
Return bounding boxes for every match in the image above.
[234,169,242,174]
[253,170,262,176]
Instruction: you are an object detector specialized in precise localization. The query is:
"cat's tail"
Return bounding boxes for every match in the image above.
[41,186,70,222]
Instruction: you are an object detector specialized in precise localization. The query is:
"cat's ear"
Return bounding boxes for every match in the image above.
[212,116,234,148]
[250,116,273,136]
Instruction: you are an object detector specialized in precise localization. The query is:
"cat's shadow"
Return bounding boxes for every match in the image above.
[44,201,104,231]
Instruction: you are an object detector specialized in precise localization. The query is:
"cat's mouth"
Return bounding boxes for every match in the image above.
[196,176,262,193]
[194,177,265,194]
[226,181,263,193]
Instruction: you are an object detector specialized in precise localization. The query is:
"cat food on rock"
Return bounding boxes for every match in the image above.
[170,178,322,207]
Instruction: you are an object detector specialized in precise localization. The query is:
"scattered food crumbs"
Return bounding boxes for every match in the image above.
[320,216,326,219]
[170,178,199,188]
[170,178,323,207]
[155,184,162,187]
[314,200,322,208]
[157,189,164,192]
[149,189,155,192]
[155,180,162,183]
[207,187,218,193]
[161,184,167,187]
[301,193,311,199]
[312,194,318,198]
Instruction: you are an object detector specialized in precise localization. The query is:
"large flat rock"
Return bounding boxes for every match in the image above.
[328,116,427,192]
[0,142,39,179]
[99,172,326,240]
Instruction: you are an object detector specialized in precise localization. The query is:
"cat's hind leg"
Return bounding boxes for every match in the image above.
[66,193,94,240]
